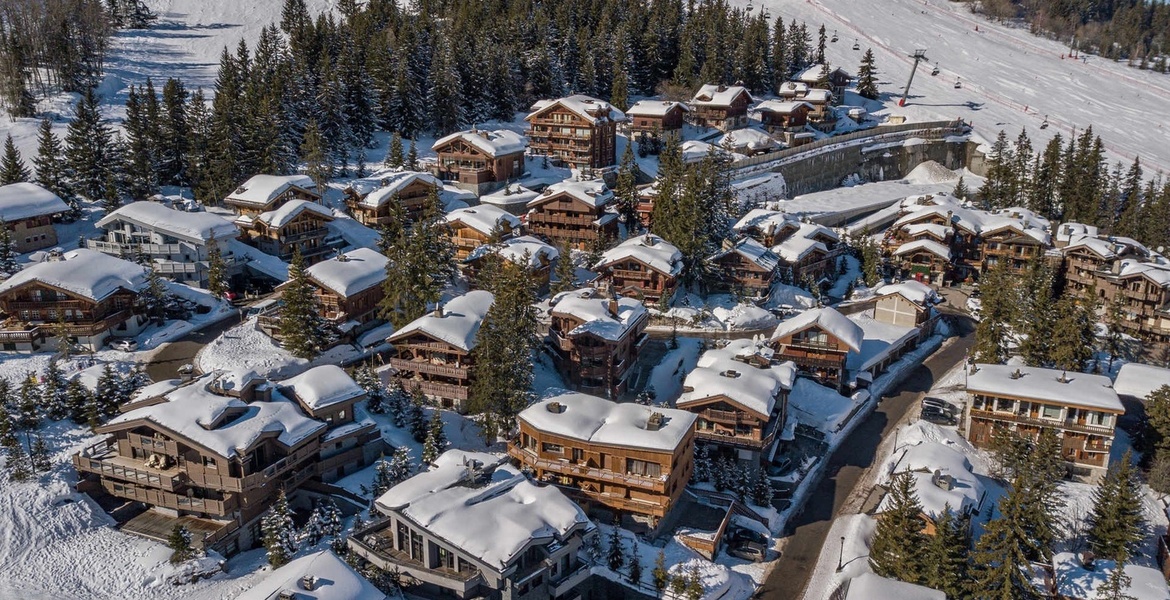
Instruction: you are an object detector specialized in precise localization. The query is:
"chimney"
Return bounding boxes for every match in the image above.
[644,234,656,246]
[646,412,665,431]
[1058,371,1070,383]
[1080,551,1096,571]
[721,369,741,379]
[607,297,619,318]
[546,401,564,413]
[301,575,318,591]
[1112,260,1122,275]
[1010,368,1024,380]
[335,252,349,262]
[434,304,444,318]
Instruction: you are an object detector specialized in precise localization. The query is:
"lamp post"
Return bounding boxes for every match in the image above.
[836,535,846,572]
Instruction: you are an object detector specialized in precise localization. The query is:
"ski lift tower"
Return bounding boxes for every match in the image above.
[899,49,929,107]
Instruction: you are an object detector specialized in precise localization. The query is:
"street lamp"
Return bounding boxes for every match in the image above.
[836,535,846,572]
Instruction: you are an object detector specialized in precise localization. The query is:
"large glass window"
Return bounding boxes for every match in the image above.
[1042,405,1062,420]
[627,458,662,478]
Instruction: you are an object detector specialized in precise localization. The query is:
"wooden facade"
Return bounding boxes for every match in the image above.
[526,96,620,170]
[689,85,753,132]
[444,208,520,260]
[593,234,682,303]
[756,101,812,135]
[386,293,492,411]
[343,173,439,228]
[1058,241,1170,345]
[709,239,779,298]
[237,203,334,264]
[625,101,689,138]
[685,396,784,460]
[432,130,525,196]
[547,294,649,399]
[5,213,59,253]
[224,176,320,218]
[768,312,860,391]
[525,183,618,250]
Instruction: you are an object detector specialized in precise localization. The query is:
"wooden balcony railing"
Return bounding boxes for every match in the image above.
[968,409,1115,436]
[348,530,484,591]
[102,479,237,516]
[388,357,470,380]
[73,453,185,492]
[508,445,667,493]
[399,378,470,401]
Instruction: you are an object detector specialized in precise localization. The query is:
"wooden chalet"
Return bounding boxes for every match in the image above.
[431,129,526,196]
[525,179,618,250]
[511,393,696,525]
[463,235,559,296]
[525,95,623,170]
[386,291,493,411]
[224,175,319,217]
[796,64,852,106]
[343,171,441,228]
[755,100,813,141]
[593,234,683,303]
[768,307,863,391]
[442,205,521,260]
[0,182,70,253]
[625,100,689,138]
[293,248,388,336]
[235,199,334,264]
[689,84,753,132]
[546,288,649,399]
[709,237,780,298]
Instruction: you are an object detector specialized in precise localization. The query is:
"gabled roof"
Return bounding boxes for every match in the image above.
[678,339,795,418]
[796,64,852,84]
[595,234,683,276]
[549,288,647,342]
[1117,260,1170,287]
[734,208,798,236]
[777,81,810,96]
[527,95,625,124]
[873,280,940,306]
[236,550,386,600]
[893,239,952,260]
[0,249,146,302]
[225,175,317,207]
[967,364,1122,412]
[770,307,864,353]
[352,171,441,209]
[901,223,950,241]
[303,248,388,298]
[443,205,522,238]
[626,100,690,117]
[432,129,527,157]
[280,365,365,411]
[520,392,696,453]
[690,84,753,107]
[388,290,493,352]
[254,199,334,228]
[774,235,828,263]
[466,235,559,269]
[529,179,614,209]
[1114,362,1170,400]
[1053,552,1170,600]
[97,201,238,245]
[710,237,780,272]
[0,182,70,221]
[755,100,814,115]
[718,128,779,152]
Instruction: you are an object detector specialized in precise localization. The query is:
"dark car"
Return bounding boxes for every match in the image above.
[727,540,767,562]
[728,527,767,546]
[921,406,957,425]
[766,457,794,477]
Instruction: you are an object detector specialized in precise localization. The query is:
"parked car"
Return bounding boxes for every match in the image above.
[921,397,956,415]
[727,540,767,562]
[107,338,138,352]
[767,457,795,477]
[921,406,957,425]
[728,527,767,546]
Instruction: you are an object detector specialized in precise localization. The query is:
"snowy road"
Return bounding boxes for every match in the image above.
[747,0,1170,173]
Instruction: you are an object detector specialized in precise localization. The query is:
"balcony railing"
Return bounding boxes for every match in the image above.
[102,479,237,516]
[399,378,470,401]
[550,562,592,598]
[969,409,1115,436]
[0,325,42,343]
[529,213,601,227]
[348,529,484,592]
[508,445,667,493]
[388,357,470,379]
[73,453,185,492]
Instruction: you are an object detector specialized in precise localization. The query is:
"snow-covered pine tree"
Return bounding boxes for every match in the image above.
[692,444,711,483]
[0,385,14,445]
[421,410,446,465]
[206,237,226,298]
[370,454,395,497]
[615,143,639,233]
[301,119,331,194]
[386,377,407,427]
[749,467,773,506]
[952,175,970,200]
[426,35,464,136]
[856,48,879,100]
[1095,557,1137,600]
[30,436,51,473]
[384,132,404,169]
[0,134,29,185]
[17,373,41,430]
[923,504,970,597]
[65,87,115,201]
[408,386,427,443]
[299,503,326,546]
[261,490,298,567]
[95,363,122,419]
[407,138,418,171]
[869,472,928,584]
[550,241,577,296]
[0,220,18,275]
[65,377,91,424]
[320,499,343,538]
[386,446,414,484]
[8,437,32,482]
[606,525,625,571]
[279,248,326,359]
[355,362,386,414]
[1087,452,1146,562]
[168,525,194,564]
[627,541,642,584]
[41,361,69,421]
[33,119,74,214]
[142,265,169,322]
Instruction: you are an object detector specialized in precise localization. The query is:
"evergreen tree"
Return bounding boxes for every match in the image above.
[206,237,226,298]
[0,220,18,275]
[610,68,629,112]
[320,499,343,538]
[627,542,642,584]
[924,506,970,598]
[301,119,331,193]
[0,135,30,185]
[371,453,396,497]
[815,24,828,65]
[953,175,970,200]
[279,248,327,359]
[1051,292,1097,371]
[427,35,463,136]
[970,474,1043,600]
[859,234,882,287]
[550,241,577,295]
[261,490,298,567]
[421,410,446,464]
[856,49,879,100]
[168,525,195,564]
[65,377,91,424]
[652,550,669,594]
[7,437,32,482]
[408,386,428,443]
[1087,453,1146,562]
[407,138,418,171]
[65,87,115,201]
[1104,296,1127,370]
[749,467,774,506]
[41,361,69,421]
[979,130,1015,210]
[158,78,189,186]
[606,525,625,571]
[32,119,73,212]
[17,372,41,430]
[1146,385,1170,453]
[615,143,639,232]
[355,362,386,414]
[1017,257,1056,366]
[142,265,169,321]
[30,436,51,473]
[973,259,1015,363]
[869,472,928,584]
[384,132,404,169]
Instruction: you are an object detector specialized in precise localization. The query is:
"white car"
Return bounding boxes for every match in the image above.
[108,338,138,352]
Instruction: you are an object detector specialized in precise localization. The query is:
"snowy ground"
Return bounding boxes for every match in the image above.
[194,315,374,379]
[745,0,1170,173]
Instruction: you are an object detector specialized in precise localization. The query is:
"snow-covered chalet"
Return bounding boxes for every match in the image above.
[546,287,649,399]
[689,84,753,132]
[443,204,522,260]
[592,233,683,303]
[431,128,526,196]
[0,181,70,253]
[224,174,320,218]
[525,95,623,169]
[235,199,335,264]
[525,179,618,250]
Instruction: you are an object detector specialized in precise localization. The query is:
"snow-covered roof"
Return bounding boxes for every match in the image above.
[226,175,317,206]
[527,95,625,124]
[1114,363,1170,400]
[774,235,828,263]
[443,205,521,237]
[625,100,690,117]
[530,179,614,209]
[480,185,540,209]
[902,223,951,240]
[842,573,945,600]
[0,248,146,302]
[690,84,753,107]
[710,237,781,272]
[873,280,940,306]
[893,197,1051,245]
[893,238,952,260]
[718,128,779,152]
[803,88,832,104]
[1057,222,1100,244]
[466,235,558,269]
[778,81,810,96]
[770,307,864,353]
[595,234,683,276]
[303,248,387,298]
[734,208,797,235]
[280,365,365,411]
[0,182,70,221]
[755,100,814,114]
[1117,260,1170,287]
[388,290,493,352]
[967,364,1123,412]
[680,140,735,164]
[846,313,921,373]
[354,171,441,209]
[433,129,526,157]
[886,441,984,519]
[97,201,238,245]
[520,392,696,453]
[1053,552,1170,600]
[550,288,647,342]
[236,550,386,600]
[796,64,851,84]
[1063,235,1119,260]
[376,451,590,571]
[106,375,326,458]
[255,199,334,228]
[678,339,795,417]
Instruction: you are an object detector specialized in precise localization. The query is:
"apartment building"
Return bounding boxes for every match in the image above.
[546,288,649,399]
[526,95,623,170]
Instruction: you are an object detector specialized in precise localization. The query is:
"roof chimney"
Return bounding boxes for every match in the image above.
[608,296,620,318]
[434,303,444,318]
[1080,551,1096,571]
[647,412,665,431]
[1010,368,1024,380]
[301,575,318,591]
[335,252,349,262]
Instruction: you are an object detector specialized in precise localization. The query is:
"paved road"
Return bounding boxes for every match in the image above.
[144,312,242,382]
[756,312,976,600]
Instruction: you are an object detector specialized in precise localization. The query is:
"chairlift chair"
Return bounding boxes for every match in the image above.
[954,79,962,89]
[931,65,940,76]
[852,40,860,51]
[831,30,839,43]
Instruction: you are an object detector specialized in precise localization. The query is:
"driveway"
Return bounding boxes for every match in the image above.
[756,313,976,599]
[143,311,242,382]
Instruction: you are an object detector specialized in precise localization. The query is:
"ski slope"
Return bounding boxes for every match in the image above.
[745,0,1170,174]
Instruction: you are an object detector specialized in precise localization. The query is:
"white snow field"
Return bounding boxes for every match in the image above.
[744,0,1170,174]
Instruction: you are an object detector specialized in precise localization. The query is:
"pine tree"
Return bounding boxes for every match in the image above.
[371,453,396,497]
[0,220,18,275]
[615,143,640,233]
[627,542,642,584]
[606,525,625,571]
[0,135,30,185]
[65,377,91,424]
[692,444,712,483]
[1017,257,1056,367]
[953,175,970,200]
[856,48,879,100]
[407,138,418,171]
[610,68,629,112]
[924,505,970,597]
[1087,453,1146,562]
[301,119,331,193]
[685,565,704,600]
[355,362,386,414]
[142,265,169,321]
[970,474,1043,600]
[206,237,226,297]
[652,550,669,594]
[168,525,195,564]
[7,437,32,482]
[1104,296,1127,370]
[869,472,928,584]
[427,36,464,136]
[408,386,428,443]
[973,259,1015,363]
[279,248,326,359]
[816,24,828,65]
[41,361,68,421]
[32,119,73,212]
[299,502,326,546]
[468,258,536,441]
[30,436,51,473]
[261,490,298,568]
[384,132,404,169]
[320,499,343,538]
[550,241,576,295]
[65,87,115,201]
[17,372,40,430]
[749,467,774,506]
[421,410,446,464]
[1051,292,1096,371]
[158,78,189,186]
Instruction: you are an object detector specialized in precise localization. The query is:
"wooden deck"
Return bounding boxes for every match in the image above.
[120,509,233,549]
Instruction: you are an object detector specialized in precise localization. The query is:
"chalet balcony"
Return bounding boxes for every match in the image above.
[550,562,592,598]
[694,429,767,451]
[388,357,470,380]
[609,269,656,281]
[74,440,185,493]
[529,213,599,227]
[508,445,667,494]
[398,378,470,401]
[348,521,484,593]
[101,479,238,516]
[278,229,328,244]
[968,409,1115,436]
[0,324,42,343]
[547,329,574,352]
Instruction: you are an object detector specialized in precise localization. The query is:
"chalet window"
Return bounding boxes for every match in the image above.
[523,434,536,450]
[438,546,456,570]
[19,310,32,321]
[995,398,1014,412]
[410,530,423,562]
[571,448,584,462]
[1041,405,1062,420]
[1088,412,1108,426]
[203,456,217,469]
[542,442,563,454]
[626,458,661,478]
[397,523,410,551]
